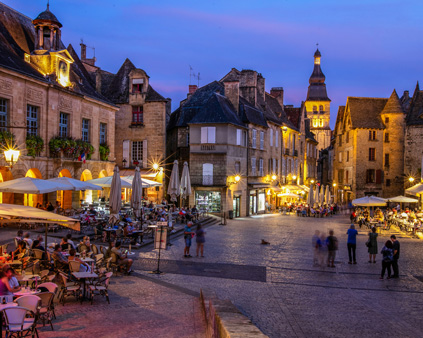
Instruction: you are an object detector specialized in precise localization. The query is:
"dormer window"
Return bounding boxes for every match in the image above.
[132,79,144,93]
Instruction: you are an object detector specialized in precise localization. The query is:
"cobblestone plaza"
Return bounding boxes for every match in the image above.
[137,214,423,338]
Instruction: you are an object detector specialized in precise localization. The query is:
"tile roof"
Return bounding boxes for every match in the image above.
[284,107,301,129]
[406,82,423,126]
[380,90,404,115]
[240,97,267,128]
[346,97,387,129]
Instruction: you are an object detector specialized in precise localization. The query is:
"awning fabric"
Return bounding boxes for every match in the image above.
[0,177,71,194]
[0,204,80,231]
[85,176,132,188]
[406,183,423,196]
[387,195,419,203]
[352,196,387,207]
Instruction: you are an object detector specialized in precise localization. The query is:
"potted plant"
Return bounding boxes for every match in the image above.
[49,136,65,158]
[0,131,15,148]
[99,143,110,161]
[26,135,44,158]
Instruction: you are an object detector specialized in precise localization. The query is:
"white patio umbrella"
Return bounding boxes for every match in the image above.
[406,183,423,196]
[167,160,180,203]
[109,166,122,223]
[48,177,102,191]
[0,177,71,194]
[123,176,162,187]
[180,162,192,201]
[314,186,319,205]
[85,176,132,188]
[307,185,314,206]
[319,185,325,205]
[131,166,142,218]
[325,185,331,204]
[387,196,419,203]
[280,193,301,199]
[352,196,387,207]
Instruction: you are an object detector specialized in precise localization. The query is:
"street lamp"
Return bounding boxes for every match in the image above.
[4,147,20,168]
[152,163,159,171]
[271,174,277,181]
[409,177,415,183]
[122,158,127,167]
[228,175,241,186]
[310,179,315,184]
[333,183,337,187]
[235,175,241,183]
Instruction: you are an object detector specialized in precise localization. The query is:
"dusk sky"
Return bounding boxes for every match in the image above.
[6,0,423,128]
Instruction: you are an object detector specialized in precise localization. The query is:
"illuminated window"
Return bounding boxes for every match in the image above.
[313,119,318,128]
[319,119,324,127]
[314,57,321,65]
[132,141,143,164]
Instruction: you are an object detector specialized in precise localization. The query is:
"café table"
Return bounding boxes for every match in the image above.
[13,288,41,297]
[0,302,18,338]
[17,274,40,287]
[104,228,116,242]
[72,272,98,301]
[80,257,94,263]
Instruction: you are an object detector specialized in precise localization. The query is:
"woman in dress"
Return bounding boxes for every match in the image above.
[368,227,378,263]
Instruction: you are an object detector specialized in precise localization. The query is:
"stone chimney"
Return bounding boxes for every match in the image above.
[239,70,257,107]
[223,80,240,113]
[270,87,284,107]
[257,74,265,106]
[403,90,409,100]
[80,42,87,61]
[189,85,197,95]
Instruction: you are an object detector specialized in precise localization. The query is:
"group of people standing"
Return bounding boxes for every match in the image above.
[312,225,400,279]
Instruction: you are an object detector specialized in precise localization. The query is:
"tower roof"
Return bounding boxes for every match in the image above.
[306,49,330,102]
[381,90,404,115]
[33,4,62,28]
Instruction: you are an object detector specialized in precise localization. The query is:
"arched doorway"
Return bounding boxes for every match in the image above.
[25,168,43,207]
[58,169,72,209]
[80,169,93,203]
[98,169,108,200]
[0,169,14,204]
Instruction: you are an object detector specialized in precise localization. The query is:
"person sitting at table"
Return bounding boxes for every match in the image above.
[60,237,72,251]
[66,234,76,249]
[78,236,91,253]
[0,268,21,295]
[46,202,54,212]
[23,233,33,248]
[15,230,24,244]
[89,206,98,216]
[31,239,45,252]
[2,266,20,292]
[111,241,133,274]
[52,244,68,269]
[68,249,91,272]
[123,213,133,223]
[13,241,29,258]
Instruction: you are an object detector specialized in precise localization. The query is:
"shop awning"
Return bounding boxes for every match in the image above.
[387,195,419,203]
[248,182,270,189]
[352,196,387,207]
[406,183,423,196]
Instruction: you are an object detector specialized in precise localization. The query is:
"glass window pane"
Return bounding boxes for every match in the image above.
[0,98,7,131]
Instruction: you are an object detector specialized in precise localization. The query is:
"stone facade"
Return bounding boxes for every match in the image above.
[0,3,117,208]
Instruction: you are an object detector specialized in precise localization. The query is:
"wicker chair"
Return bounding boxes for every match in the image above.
[3,307,39,338]
[88,272,113,305]
[37,292,55,330]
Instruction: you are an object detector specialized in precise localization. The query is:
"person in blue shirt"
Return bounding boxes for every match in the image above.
[346,224,358,264]
[183,222,195,258]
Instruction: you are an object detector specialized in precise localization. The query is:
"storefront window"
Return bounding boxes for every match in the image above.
[195,191,221,212]
[258,192,266,212]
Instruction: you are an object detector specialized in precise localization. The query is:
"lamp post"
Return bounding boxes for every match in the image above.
[4,148,20,168]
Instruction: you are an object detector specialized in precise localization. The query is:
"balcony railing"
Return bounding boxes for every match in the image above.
[201,144,216,151]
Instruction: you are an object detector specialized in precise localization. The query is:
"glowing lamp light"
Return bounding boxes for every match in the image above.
[4,148,20,167]
[267,190,271,196]
[271,175,277,181]
[152,163,159,171]
[333,183,337,187]
[409,177,415,183]
[292,175,297,180]
[235,175,241,182]
[282,126,288,132]
[310,179,315,184]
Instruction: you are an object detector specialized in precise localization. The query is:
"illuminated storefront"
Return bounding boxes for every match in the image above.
[195,191,221,213]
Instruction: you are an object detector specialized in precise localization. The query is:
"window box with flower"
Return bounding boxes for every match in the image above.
[26,135,44,158]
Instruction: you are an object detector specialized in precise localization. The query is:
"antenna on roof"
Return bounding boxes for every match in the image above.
[47,0,50,10]
[197,72,200,87]
[189,65,194,85]
[316,42,319,47]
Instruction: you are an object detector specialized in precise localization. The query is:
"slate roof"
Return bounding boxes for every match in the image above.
[284,107,301,129]
[406,83,423,126]
[380,90,404,115]
[0,3,115,106]
[346,97,388,129]
[240,97,267,128]
[306,49,330,102]
[33,6,62,27]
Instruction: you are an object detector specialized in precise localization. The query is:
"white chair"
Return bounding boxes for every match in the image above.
[15,295,41,316]
[3,306,38,338]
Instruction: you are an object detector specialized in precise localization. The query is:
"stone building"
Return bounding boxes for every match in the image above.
[333,91,405,202]
[304,49,331,151]
[167,69,302,217]
[79,49,171,202]
[0,3,117,208]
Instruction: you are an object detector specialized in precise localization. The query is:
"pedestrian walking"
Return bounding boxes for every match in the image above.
[312,230,320,266]
[367,227,378,263]
[380,240,394,279]
[346,224,358,264]
[183,221,195,258]
[390,235,400,278]
[326,230,338,268]
[195,224,206,257]
[317,233,327,267]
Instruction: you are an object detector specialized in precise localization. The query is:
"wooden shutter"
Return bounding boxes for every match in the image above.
[208,127,216,143]
[122,140,130,167]
[270,129,273,146]
[201,127,208,144]
[376,169,382,184]
[236,129,241,145]
[251,157,256,176]
[142,140,148,168]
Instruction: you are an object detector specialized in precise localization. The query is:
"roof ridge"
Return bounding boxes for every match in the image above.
[0,2,32,21]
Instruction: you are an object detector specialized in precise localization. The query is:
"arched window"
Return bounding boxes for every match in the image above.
[313,119,319,128]
[319,119,324,127]
[313,106,317,113]
[319,105,324,112]
[203,163,213,185]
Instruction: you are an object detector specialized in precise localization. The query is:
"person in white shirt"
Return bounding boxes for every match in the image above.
[23,233,33,247]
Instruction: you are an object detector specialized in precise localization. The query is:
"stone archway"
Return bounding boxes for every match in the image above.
[58,168,72,209]
[24,168,43,207]
[80,169,93,203]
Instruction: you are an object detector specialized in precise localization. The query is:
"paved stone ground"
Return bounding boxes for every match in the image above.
[134,213,423,338]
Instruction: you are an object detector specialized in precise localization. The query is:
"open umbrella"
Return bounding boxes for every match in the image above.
[387,196,419,203]
[180,162,192,201]
[325,185,331,204]
[131,166,142,218]
[85,176,132,188]
[109,166,122,224]
[48,177,102,191]
[123,176,162,187]
[405,183,423,196]
[352,196,387,207]
[314,186,319,205]
[0,177,71,194]
[167,160,180,203]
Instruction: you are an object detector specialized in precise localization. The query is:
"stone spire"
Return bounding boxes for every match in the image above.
[306,49,330,102]
[381,90,404,115]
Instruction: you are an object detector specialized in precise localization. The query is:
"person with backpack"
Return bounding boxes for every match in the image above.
[326,230,338,268]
